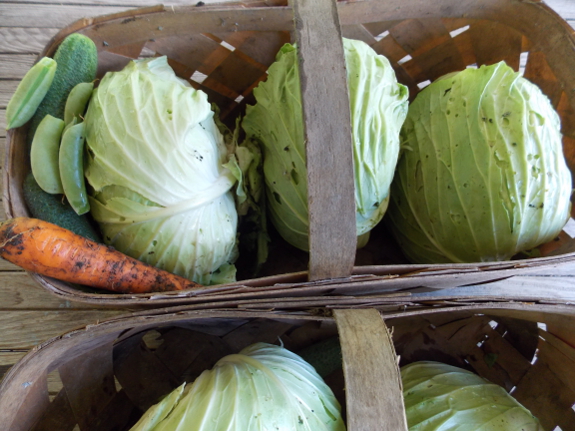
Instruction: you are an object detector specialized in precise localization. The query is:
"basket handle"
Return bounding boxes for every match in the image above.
[289,0,357,281]
[334,308,408,431]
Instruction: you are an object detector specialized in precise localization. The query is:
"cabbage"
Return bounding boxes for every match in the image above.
[402,361,543,430]
[84,57,239,285]
[386,62,572,263]
[128,342,346,431]
[242,38,409,251]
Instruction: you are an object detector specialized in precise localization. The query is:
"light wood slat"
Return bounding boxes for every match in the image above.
[0,0,261,5]
[415,275,575,302]
[0,310,127,350]
[0,4,134,29]
[0,108,7,131]
[290,0,357,280]
[0,54,35,79]
[0,81,19,108]
[0,27,59,54]
[0,351,26,367]
[334,309,408,430]
[545,0,575,19]
[0,272,118,309]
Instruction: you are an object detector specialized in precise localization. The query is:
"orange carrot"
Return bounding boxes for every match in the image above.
[0,217,202,294]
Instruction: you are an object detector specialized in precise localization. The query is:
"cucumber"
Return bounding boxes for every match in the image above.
[26,33,98,148]
[297,336,342,378]
[23,172,101,242]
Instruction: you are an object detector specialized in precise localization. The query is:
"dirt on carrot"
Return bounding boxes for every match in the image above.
[0,217,203,294]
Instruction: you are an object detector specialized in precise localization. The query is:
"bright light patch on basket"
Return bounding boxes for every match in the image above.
[488,320,498,329]
[220,40,236,51]
[562,218,575,238]
[466,63,478,69]
[398,54,412,65]
[538,322,548,331]
[375,30,390,41]
[531,348,539,365]
[553,426,564,431]
[519,52,529,74]
[190,71,208,84]
[449,25,470,38]
[235,95,244,103]
[417,80,431,89]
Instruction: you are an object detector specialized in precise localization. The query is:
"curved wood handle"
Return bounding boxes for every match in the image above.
[334,308,408,431]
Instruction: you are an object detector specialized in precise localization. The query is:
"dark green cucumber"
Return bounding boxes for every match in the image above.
[26,33,98,148]
[23,172,101,242]
[297,336,342,378]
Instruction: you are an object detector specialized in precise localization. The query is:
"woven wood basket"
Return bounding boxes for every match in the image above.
[5,0,575,306]
[1,301,575,430]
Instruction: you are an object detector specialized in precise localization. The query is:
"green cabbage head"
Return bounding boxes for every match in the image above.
[242,38,409,251]
[84,56,238,285]
[128,342,346,431]
[402,361,543,430]
[386,62,572,263]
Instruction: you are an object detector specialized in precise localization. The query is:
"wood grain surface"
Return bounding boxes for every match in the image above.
[1,0,575,406]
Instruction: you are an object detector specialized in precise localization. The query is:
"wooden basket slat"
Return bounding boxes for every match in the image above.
[30,389,77,431]
[467,20,524,70]
[513,357,575,430]
[58,346,116,430]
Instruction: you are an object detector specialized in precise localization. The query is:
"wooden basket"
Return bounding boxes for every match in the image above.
[2,301,575,430]
[5,0,575,306]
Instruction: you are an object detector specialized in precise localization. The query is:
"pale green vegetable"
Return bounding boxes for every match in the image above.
[242,38,409,251]
[129,342,346,431]
[386,62,572,263]
[402,361,543,430]
[84,56,239,285]
[6,57,57,130]
[30,114,65,194]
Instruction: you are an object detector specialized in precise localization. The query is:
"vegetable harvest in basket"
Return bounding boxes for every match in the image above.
[128,342,346,431]
[4,31,575,293]
[126,340,543,431]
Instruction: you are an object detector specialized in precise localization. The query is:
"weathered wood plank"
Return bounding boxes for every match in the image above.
[0,272,119,309]
[0,54,36,79]
[0,4,134,29]
[0,310,127,350]
[0,108,7,131]
[0,351,26,367]
[0,27,59,54]
[0,81,19,108]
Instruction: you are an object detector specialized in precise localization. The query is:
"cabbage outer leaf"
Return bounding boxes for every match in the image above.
[242,39,408,251]
[402,361,544,430]
[128,342,346,431]
[387,62,572,263]
[84,57,238,285]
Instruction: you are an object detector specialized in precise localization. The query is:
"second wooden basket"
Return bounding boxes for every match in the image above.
[1,300,575,430]
[4,0,575,306]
